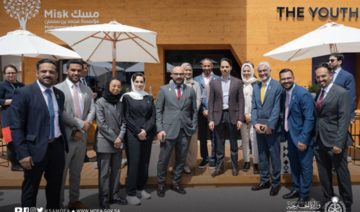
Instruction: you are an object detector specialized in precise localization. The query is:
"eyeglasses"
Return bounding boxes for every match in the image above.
[172,73,184,76]
[327,59,336,63]
[5,72,16,75]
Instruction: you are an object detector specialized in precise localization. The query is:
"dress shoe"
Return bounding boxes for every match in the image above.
[296,196,309,208]
[242,162,250,172]
[11,165,23,171]
[253,164,260,174]
[126,195,141,206]
[183,166,191,174]
[209,161,216,169]
[211,169,224,177]
[270,186,280,196]
[198,160,208,169]
[238,145,243,150]
[251,183,270,191]
[109,196,128,205]
[232,168,238,176]
[157,186,165,197]
[68,201,90,210]
[170,185,186,194]
[283,190,299,199]
[99,199,110,209]
[136,190,151,199]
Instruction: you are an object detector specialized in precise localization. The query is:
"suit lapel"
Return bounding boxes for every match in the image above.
[228,76,234,99]
[288,85,297,115]
[168,84,180,107]
[62,81,75,115]
[104,100,121,127]
[334,68,342,83]
[262,78,273,104]
[179,84,188,108]
[33,82,49,117]
[79,83,86,116]
[320,85,336,111]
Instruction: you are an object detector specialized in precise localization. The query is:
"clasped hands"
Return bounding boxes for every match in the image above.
[138,129,147,141]
[72,121,92,141]
[114,137,122,149]
[209,121,242,131]
[254,124,272,135]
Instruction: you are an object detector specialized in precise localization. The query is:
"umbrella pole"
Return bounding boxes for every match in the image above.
[21,54,25,84]
[112,32,116,78]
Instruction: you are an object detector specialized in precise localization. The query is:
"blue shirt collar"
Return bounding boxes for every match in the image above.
[173,83,184,89]
[262,77,271,85]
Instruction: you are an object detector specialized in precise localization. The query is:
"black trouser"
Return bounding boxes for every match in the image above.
[198,111,216,163]
[125,134,152,196]
[214,110,238,169]
[21,138,65,209]
[7,142,21,167]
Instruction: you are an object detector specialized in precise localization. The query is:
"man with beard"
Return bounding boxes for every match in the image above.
[194,59,219,169]
[279,69,315,207]
[55,59,95,210]
[11,59,69,208]
[314,62,352,212]
[156,66,197,197]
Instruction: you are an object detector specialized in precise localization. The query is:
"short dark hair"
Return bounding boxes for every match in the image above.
[66,59,84,70]
[279,68,294,78]
[315,62,332,73]
[220,58,233,67]
[3,64,18,74]
[132,72,146,83]
[330,53,344,63]
[36,59,57,70]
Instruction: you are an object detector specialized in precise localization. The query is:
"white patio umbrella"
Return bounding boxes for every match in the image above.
[47,21,159,77]
[0,29,81,81]
[264,22,360,62]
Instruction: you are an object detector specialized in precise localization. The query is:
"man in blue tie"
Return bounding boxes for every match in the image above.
[279,69,315,207]
[11,59,69,209]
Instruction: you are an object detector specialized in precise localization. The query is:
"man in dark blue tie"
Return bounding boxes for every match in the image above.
[10,59,69,209]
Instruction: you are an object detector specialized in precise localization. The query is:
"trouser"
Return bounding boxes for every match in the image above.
[214,110,238,169]
[198,112,216,163]
[240,122,259,164]
[97,152,122,201]
[22,140,65,209]
[157,129,190,187]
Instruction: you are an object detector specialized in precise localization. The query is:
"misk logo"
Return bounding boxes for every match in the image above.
[3,0,41,30]
[14,207,43,212]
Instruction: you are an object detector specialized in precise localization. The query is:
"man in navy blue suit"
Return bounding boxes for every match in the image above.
[11,59,69,209]
[251,61,283,196]
[279,69,315,207]
[328,53,356,124]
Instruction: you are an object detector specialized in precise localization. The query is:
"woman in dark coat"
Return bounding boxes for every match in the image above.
[0,65,25,171]
[121,73,155,206]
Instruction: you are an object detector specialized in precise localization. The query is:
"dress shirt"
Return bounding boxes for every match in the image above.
[221,76,231,110]
[36,80,61,138]
[317,83,334,102]
[332,67,341,82]
[286,84,296,106]
[66,78,83,117]
[262,77,272,98]
[173,83,183,98]
[203,72,213,85]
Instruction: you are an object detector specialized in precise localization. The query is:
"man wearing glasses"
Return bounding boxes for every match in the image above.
[328,53,356,125]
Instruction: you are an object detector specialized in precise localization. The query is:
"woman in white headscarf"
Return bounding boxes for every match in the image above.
[240,62,260,174]
[122,73,155,205]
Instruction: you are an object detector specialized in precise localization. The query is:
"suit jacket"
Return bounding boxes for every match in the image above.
[93,97,126,153]
[208,76,245,126]
[281,84,315,146]
[55,80,96,142]
[315,84,352,148]
[333,68,356,118]
[156,83,197,140]
[10,81,69,163]
[194,73,220,112]
[251,78,283,133]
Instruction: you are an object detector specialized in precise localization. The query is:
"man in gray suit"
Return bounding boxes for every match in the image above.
[156,66,197,197]
[55,59,96,210]
[314,62,353,212]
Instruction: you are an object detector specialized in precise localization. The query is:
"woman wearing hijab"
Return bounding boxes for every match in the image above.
[0,65,25,171]
[94,78,127,209]
[122,73,155,205]
[240,62,260,174]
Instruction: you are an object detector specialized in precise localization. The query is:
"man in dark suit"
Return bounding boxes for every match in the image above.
[279,69,315,206]
[194,59,219,169]
[328,53,356,124]
[156,66,197,197]
[10,59,69,209]
[208,58,244,177]
[314,62,353,212]
[251,61,283,196]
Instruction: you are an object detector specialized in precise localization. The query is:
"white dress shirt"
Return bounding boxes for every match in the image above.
[317,82,334,102]
[262,77,272,97]
[66,78,84,117]
[332,67,341,82]
[36,80,61,138]
[221,76,231,110]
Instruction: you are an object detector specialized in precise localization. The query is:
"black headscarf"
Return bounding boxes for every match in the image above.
[102,78,121,105]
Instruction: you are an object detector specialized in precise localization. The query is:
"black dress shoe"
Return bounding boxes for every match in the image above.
[252,183,270,190]
[232,168,238,176]
[11,165,23,171]
[253,164,260,174]
[296,196,309,208]
[198,160,208,169]
[109,196,128,205]
[242,162,250,172]
[170,185,186,194]
[209,161,216,169]
[211,169,224,177]
[270,186,280,196]
[157,187,165,197]
[100,199,110,209]
[283,190,299,199]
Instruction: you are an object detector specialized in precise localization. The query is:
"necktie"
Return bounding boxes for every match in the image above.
[45,89,55,141]
[284,93,290,132]
[82,78,87,85]
[261,83,266,104]
[316,90,325,111]
[72,84,82,119]
[177,85,182,100]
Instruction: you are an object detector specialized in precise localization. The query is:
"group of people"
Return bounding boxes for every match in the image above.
[1,52,355,212]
